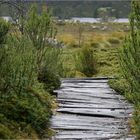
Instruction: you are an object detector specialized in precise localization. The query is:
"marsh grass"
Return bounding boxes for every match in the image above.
[107,37,120,44]
[56,23,125,77]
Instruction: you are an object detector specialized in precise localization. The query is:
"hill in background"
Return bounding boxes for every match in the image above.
[0,1,131,18]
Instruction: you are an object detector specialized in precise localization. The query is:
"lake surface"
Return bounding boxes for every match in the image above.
[69,17,129,23]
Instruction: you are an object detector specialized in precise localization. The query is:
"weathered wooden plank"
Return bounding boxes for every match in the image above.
[51,119,134,139]
[55,90,119,97]
[57,108,132,118]
[51,114,125,123]
[57,98,129,107]
[61,77,112,81]
[51,130,131,139]
[51,115,127,131]
[51,78,134,140]
[52,133,120,140]
[58,91,124,100]
[51,131,134,140]
[61,82,110,88]
[51,118,126,129]
[56,87,116,95]
[51,131,135,140]
[58,94,121,102]
[58,103,132,109]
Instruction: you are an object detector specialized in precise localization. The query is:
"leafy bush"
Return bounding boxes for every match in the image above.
[74,46,97,77]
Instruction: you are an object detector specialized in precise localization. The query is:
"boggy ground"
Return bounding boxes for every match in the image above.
[56,22,129,78]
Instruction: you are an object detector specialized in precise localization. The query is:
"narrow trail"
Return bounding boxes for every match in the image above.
[50,78,135,140]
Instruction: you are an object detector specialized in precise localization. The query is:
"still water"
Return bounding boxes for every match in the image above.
[69,17,129,23]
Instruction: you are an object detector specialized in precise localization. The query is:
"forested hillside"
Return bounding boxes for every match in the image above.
[47,1,131,18]
[0,1,131,18]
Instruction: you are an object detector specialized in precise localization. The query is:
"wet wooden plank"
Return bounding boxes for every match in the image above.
[62,79,108,83]
[56,87,116,94]
[58,91,124,99]
[61,77,113,81]
[57,98,128,107]
[61,82,110,88]
[51,114,127,130]
[57,108,132,118]
[51,131,135,140]
[58,102,132,109]
[51,78,134,140]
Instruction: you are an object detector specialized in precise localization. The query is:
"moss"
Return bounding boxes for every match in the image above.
[109,78,133,99]
[132,105,140,139]
[91,42,100,48]
[0,124,15,139]
[75,71,87,78]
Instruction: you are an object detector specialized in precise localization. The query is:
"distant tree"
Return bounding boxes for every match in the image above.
[97,7,116,22]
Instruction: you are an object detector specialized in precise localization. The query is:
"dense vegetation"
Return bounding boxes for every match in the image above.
[0,0,140,139]
[0,5,61,139]
[110,1,140,138]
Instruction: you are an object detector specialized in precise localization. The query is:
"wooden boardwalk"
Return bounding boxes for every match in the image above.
[51,78,135,140]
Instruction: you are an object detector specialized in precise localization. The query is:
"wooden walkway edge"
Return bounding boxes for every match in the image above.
[50,78,135,140]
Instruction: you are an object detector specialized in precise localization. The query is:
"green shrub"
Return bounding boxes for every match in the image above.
[109,78,130,96]
[0,35,36,95]
[38,68,61,94]
[102,40,111,47]
[120,1,140,101]
[74,46,97,77]
[0,86,52,137]
[0,5,59,139]
[116,1,140,138]
[69,42,79,48]
[133,105,140,139]
[108,38,120,44]
[0,19,10,44]
[91,42,100,48]
[0,25,53,139]
[37,46,62,94]
[0,34,53,137]
[25,5,61,93]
